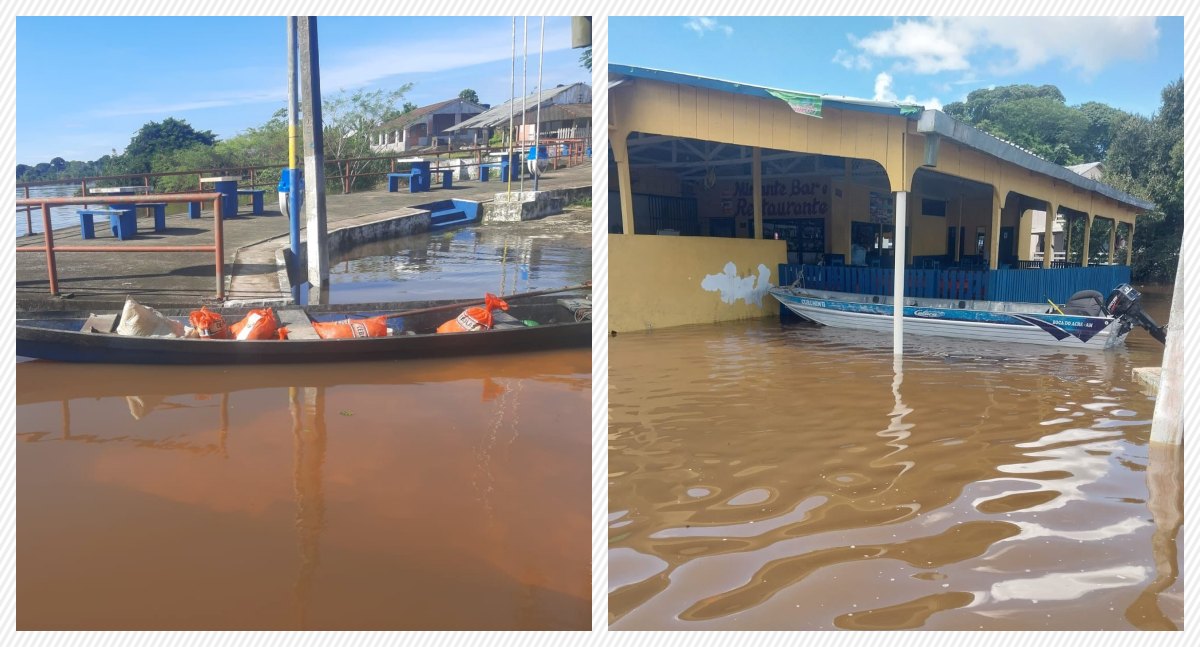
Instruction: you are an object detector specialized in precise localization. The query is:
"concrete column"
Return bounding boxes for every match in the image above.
[298,16,329,298]
[989,194,1001,270]
[1109,219,1118,265]
[1043,203,1056,268]
[752,147,763,241]
[1151,253,1182,445]
[955,195,963,262]
[1082,214,1093,267]
[1065,214,1073,263]
[612,132,635,235]
[1127,220,1136,265]
[893,191,907,356]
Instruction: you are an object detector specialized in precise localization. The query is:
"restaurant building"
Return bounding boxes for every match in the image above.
[608,65,1153,333]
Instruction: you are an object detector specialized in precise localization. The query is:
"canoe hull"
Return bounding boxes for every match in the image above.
[769,287,1126,350]
[17,296,590,364]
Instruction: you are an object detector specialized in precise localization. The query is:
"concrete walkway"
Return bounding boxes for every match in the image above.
[16,163,591,311]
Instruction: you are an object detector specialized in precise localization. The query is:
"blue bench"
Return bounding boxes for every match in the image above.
[137,202,167,232]
[481,158,520,182]
[78,208,137,240]
[388,170,426,193]
[435,169,453,189]
[237,189,265,214]
[188,201,202,219]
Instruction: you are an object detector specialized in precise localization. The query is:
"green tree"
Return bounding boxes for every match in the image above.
[117,117,217,174]
[1077,101,1130,159]
[944,84,1065,124]
[401,101,418,114]
[49,157,67,172]
[580,47,591,72]
[458,88,480,104]
[1103,79,1183,282]
[322,85,413,192]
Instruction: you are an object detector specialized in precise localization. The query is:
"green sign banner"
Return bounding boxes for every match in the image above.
[767,89,823,118]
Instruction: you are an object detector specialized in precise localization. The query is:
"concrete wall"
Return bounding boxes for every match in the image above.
[609,234,788,332]
[482,186,590,222]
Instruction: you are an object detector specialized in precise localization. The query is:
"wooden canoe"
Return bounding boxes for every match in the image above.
[16,293,591,365]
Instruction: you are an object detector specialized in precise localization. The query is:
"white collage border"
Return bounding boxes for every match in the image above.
[1,3,1196,644]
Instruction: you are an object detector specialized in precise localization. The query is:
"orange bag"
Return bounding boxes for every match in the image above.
[229,308,280,341]
[437,293,509,333]
[189,306,230,340]
[312,315,390,339]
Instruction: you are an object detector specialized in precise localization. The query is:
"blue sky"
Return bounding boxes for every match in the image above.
[611,16,1182,117]
[16,16,589,164]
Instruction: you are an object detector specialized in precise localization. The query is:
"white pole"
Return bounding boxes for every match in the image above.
[520,16,528,194]
[507,17,515,198]
[893,191,907,355]
[534,16,545,191]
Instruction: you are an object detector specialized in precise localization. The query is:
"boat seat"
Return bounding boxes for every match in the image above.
[80,313,118,333]
[276,309,321,340]
[492,310,527,330]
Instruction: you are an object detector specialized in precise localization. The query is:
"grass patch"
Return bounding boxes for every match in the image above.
[567,195,592,208]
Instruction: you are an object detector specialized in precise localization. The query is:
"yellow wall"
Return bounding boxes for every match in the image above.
[611,77,1144,231]
[609,234,788,332]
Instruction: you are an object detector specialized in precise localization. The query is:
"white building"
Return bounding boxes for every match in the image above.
[369,97,487,153]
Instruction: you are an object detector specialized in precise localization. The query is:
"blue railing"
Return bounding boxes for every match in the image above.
[779,264,1131,303]
[987,266,1130,302]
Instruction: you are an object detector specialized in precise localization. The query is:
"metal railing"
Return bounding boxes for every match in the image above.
[16,193,226,299]
[780,263,1133,303]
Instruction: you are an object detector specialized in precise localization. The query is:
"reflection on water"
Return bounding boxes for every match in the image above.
[17,351,590,630]
[328,209,590,303]
[609,287,1181,630]
[16,184,80,236]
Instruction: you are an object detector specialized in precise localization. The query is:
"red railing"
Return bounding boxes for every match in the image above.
[16,193,226,299]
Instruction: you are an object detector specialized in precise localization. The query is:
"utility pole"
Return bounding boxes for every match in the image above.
[287,17,301,283]
[298,16,329,301]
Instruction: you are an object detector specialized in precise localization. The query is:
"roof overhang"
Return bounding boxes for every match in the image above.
[916,110,1153,212]
[611,63,1155,214]
[610,64,923,119]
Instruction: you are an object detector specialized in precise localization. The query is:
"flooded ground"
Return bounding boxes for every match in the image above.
[17,350,591,630]
[609,285,1181,630]
[328,208,591,303]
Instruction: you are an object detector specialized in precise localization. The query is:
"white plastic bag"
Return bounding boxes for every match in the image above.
[115,297,185,338]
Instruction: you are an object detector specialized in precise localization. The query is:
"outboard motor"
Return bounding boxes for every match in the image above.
[1106,283,1167,344]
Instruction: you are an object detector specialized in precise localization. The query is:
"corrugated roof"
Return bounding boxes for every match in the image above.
[376,98,485,132]
[1067,162,1104,175]
[611,63,1153,213]
[917,111,1152,211]
[609,64,924,118]
[446,82,590,131]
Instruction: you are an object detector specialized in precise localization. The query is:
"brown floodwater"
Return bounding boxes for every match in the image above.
[17,350,591,630]
[609,285,1182,630]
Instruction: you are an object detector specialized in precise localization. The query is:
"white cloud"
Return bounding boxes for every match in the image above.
[873,72,942,110]
[322,22,574,92]
[90,89,285,119]
[832,48,871,70]
[86,23,578,120]
[855,18,974,74]
[849,17,1159,79]
[684,17,733,37]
